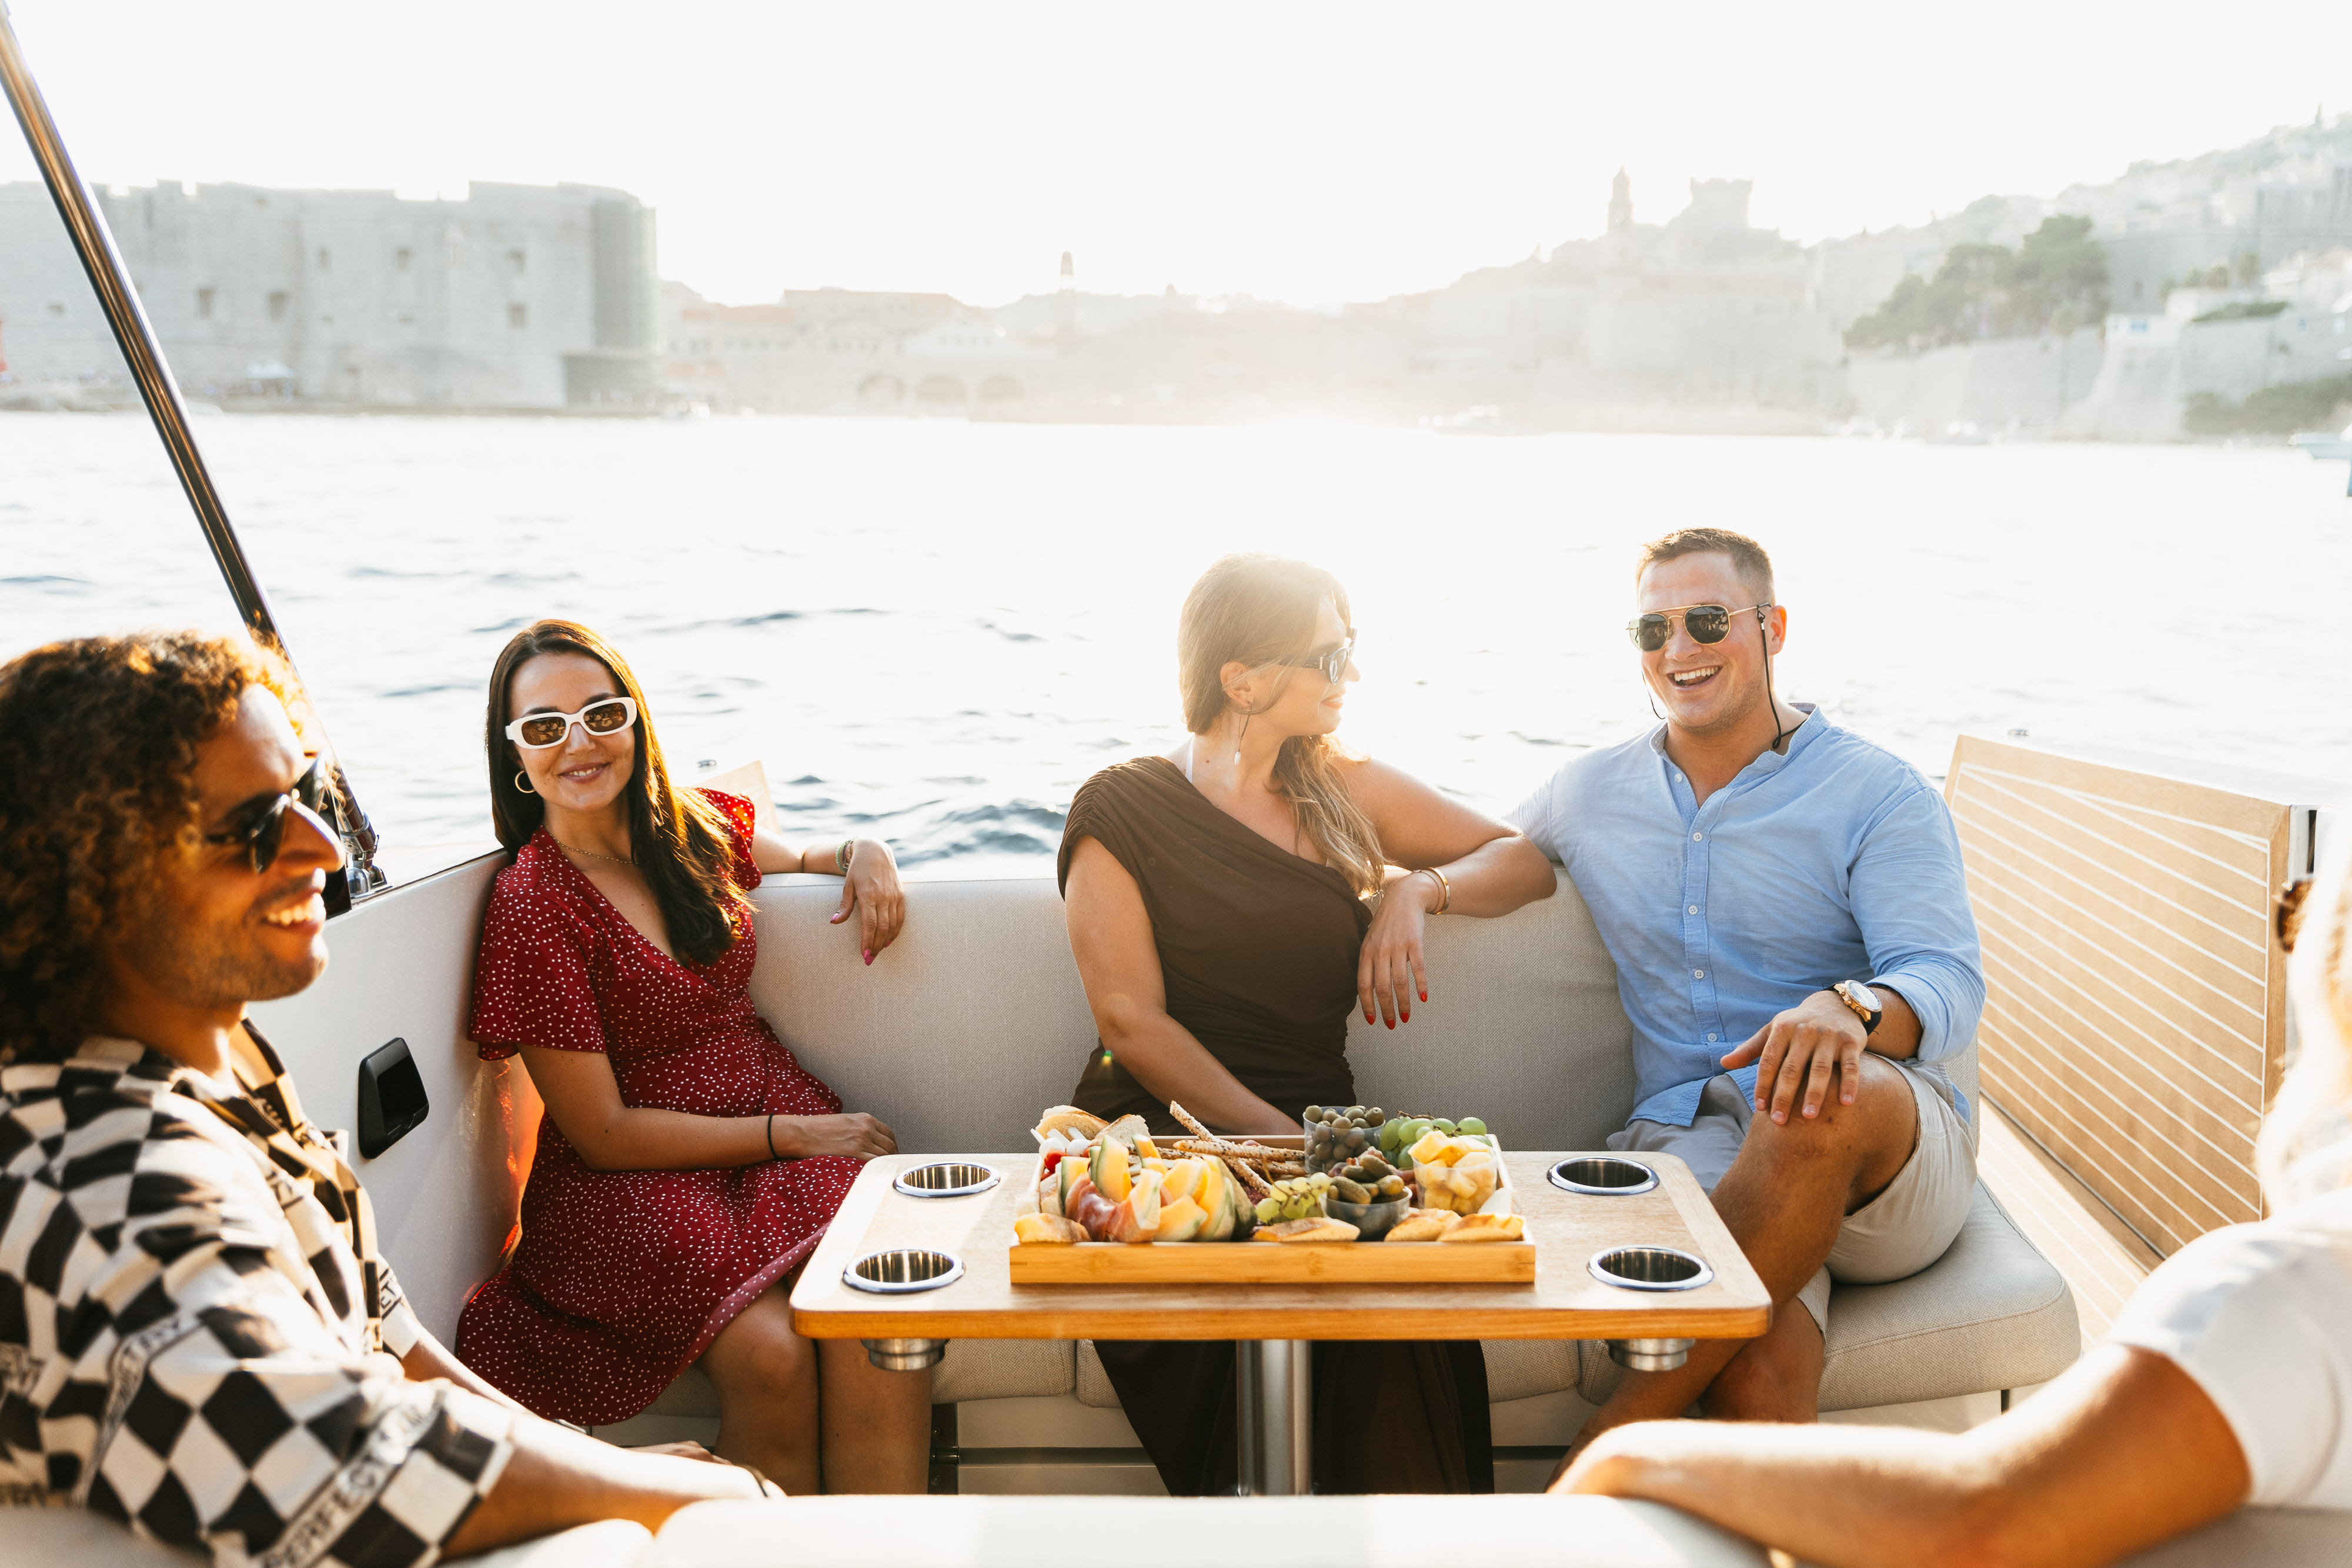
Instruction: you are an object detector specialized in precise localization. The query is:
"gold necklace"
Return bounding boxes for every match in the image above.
[554,838,637,868]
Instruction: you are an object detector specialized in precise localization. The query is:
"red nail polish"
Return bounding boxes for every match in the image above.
[1419,990,1427,1002]
[1386,1019,1395,1029]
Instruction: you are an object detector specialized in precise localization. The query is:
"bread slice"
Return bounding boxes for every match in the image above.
[1384,1208,1459,1243]
[1436,1211,1525,1243]
[1034,1106,1107,1144]
[1252,1216,1361,1243]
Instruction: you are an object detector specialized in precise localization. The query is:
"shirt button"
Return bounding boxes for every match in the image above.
[1688,905,1699,915]
[1707,1033,1718,1042]
[1692,831,1704,841]
[1693,968,1705,979]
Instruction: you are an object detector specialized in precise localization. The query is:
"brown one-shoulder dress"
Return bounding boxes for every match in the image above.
[1058,757,1492,1496]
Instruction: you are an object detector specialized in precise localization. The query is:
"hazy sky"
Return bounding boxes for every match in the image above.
[2,2,2342,307]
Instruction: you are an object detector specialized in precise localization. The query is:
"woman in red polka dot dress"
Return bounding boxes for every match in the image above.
[456,618,930,1494]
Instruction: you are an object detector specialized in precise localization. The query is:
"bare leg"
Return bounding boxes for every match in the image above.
[817,1339,934,1494]
[1555,1055,1919,1472]
[699,1286,820,1493]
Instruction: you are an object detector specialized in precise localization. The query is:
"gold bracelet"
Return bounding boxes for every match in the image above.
[1419,865,1451,913]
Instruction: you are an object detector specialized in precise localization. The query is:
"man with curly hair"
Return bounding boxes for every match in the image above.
[0,630,766,1566]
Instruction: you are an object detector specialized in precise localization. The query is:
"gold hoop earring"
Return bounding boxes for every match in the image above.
[514,770,537,794]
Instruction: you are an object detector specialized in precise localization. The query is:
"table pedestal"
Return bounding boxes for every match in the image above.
[1235,1340,1312,1495]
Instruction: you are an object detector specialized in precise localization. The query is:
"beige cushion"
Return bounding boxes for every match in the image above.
[1568,1183,2079,1410]
[1074,1339,1122,1408]
[650,1495,1774,1566]
[746,869,1649,1155]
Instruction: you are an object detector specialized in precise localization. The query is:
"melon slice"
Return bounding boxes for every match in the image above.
[1088,1138,1132,1202]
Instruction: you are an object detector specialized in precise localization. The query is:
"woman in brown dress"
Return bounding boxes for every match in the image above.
[1059,553,1559,1494]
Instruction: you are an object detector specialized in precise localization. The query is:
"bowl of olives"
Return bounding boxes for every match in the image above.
[1323,1151,1412,1239]
[1303,1104,1386,1174]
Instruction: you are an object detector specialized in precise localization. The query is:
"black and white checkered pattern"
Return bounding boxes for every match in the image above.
[0,1034,514,1566]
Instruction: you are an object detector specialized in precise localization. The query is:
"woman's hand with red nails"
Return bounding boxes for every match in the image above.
[1357,868,1439,1029]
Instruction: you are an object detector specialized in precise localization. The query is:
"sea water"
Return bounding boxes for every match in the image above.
[3,412,2346,883]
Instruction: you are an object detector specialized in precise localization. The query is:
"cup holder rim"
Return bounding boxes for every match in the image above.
[1548,1155,1661,1197]
[891,1161,1002,1199]
[843,1247,967,1295]
[1588,1243,1715,1292]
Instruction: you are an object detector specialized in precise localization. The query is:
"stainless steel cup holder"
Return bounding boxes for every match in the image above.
[892,1162,1000,1199]
[844,1248,965,1294]
[1548,1155,1660,1197]
[1589,1245,1714,1292]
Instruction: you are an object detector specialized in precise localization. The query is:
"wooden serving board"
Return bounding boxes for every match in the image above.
[1005,1135,1534,1284]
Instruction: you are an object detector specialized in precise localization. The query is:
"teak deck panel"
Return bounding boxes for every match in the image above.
[1947,737,2317,1255]
[790,1151,1769,1343]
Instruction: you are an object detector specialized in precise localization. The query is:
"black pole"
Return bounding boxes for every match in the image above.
[0,1,383,902]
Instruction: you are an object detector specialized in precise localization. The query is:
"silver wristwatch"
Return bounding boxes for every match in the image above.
[1830,979,1883,1035]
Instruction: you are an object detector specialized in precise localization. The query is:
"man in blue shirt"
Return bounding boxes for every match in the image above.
[1512,527,1983,1460]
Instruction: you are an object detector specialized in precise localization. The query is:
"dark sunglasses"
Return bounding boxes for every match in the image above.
[202,757,333,874]
[1626,603,1772,653]
[1271,628,1356,684]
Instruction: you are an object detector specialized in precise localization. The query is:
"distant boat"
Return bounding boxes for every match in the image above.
[1422,404,1517,436]
[1927,421,1993,446]
[2288,422,2352,462]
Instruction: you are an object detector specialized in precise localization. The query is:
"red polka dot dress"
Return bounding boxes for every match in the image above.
[455,790,857,1425]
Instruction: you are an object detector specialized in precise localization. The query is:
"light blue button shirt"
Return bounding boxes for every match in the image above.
[1509,709,1983,1128]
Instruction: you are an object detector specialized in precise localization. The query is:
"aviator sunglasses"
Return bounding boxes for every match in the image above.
[1270,628,1356,683]
[1625,603,1773,653]
[505,696,639,750]
[203,756,335,874]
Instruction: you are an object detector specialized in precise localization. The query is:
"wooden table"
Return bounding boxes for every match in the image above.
[790,1150,1767,1494]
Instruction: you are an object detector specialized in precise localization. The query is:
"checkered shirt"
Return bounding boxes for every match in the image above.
[0,1032,515,1566]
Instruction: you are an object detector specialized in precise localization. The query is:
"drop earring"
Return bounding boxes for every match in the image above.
[514,770,537,794]
[1234,711,1250,768]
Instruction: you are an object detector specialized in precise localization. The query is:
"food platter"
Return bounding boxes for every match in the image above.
[1006,1106,1536,1285]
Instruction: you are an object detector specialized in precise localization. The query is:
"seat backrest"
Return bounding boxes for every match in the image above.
[748,868,1642,1154]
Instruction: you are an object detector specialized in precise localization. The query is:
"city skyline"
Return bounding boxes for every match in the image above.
[1,1,2346,308]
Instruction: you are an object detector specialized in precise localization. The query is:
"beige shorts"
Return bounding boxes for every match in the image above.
[1607,1058,1976,1335]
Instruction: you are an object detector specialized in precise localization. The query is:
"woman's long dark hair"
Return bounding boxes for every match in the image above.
[486,620,743,965]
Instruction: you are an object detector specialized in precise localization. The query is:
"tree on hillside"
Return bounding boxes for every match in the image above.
[1845,217,2110,351]
[2010,215,2109,333]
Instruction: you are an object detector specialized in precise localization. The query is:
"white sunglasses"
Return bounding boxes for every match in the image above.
[505,696,639,750]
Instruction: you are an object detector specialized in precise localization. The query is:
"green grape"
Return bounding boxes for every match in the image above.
[1256,1197,1280,1223]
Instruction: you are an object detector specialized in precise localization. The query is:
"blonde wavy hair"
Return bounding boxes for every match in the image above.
[1178,554,1383,898]
[2263,827,2352,1208]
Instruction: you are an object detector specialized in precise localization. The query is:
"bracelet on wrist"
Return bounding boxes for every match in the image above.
[765,1113,779,1161]
[1419,865,1452,913]
[834,837,856,875]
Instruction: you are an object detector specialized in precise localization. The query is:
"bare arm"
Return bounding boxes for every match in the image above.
[1559,1344,2249,1568]
[443,1414,764,1556]
[401,1327,533,1415]
[1064,835,1294,1136]
[1345,759,1558,1027]
[515,1044,896,1171]
[749,824,906,959]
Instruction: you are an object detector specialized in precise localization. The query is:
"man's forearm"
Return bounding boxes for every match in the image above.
[1566,1422,1977,1567]
[1862,983,1922,1059]
[444,1415,761,1557]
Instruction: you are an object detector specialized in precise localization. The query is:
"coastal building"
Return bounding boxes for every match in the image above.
[0,180,658,409]
[657,283,1055,413]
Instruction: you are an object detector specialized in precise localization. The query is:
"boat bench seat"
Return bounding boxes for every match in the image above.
[725,871,2080,1418]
